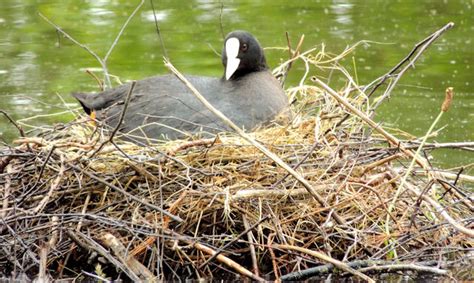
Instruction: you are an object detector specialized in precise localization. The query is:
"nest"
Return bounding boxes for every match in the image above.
[1,34,473,282]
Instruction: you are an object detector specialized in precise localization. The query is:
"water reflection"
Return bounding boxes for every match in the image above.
[329,1,354,40]
[9,52,38,90]
[141,10,169,22]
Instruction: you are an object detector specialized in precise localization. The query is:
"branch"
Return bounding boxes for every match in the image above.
[101,233,154,281]
[105,0,145,62]
[280,260,447,281]
[39,2,145,88]
[274,244,375,283]
[38,12,111,87]
[32,154,65,214]
[0,110,26,138]
[357,263,448,275]
[368,22,454,113]
[329,23,455,131]
[404,141,474,152]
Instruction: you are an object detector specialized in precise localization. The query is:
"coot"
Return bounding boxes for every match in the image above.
[72,31,289,143]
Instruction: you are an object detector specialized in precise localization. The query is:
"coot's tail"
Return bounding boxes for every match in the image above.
[71,93,93,115]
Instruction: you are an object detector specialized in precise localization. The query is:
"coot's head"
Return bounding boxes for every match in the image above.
[222,31,268,80]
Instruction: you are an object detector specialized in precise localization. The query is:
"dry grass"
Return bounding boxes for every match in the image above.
[1,43,472,282]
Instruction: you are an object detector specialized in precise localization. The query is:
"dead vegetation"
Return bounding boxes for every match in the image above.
[1,20,473,282]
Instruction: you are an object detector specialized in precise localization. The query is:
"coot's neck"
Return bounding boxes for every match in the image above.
[229,68,268,81]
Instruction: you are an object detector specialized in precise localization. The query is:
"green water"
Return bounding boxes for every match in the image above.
[0,0,472,169]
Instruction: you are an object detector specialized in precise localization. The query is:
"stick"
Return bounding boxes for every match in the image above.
[267,234,280,281]
[330,23,454,131]
[385,87,454,239]
[86,70,104,91]
[0,110,26,138]
[101,233,155,281]
[178,236,265,281]
[273,244,375,283]
[1,165,13,219]
[280,260,447,280]
[40,2,145,88]
[242,215,260,277]
[164,58,347,226]
[36,242,50,282]
[418,170,474,184]
[403,179,474,237]
[89,81,137,157]
[129,191,188,257]
[404,141,474,151]
[150,0,169,59]
[32,154,65,214]
[233,187,316,200]
[278,33,305,87]
[38,12,111,88]
[104,0,145,62]
[368,22,454,112]
[198,215,269,269]
[35,216,60,281]
[357,263,448,275]
[25,145,56,202]
[66,230,142,282]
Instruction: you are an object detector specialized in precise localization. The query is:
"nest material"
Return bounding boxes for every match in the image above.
[1,51,473,282]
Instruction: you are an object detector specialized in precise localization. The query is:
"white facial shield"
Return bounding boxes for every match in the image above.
[225,37,240,80]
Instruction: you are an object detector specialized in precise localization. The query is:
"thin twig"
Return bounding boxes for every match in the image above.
[278,33,305,87]
[33,154,65,214]
[86,70,105,91]
[38,12,111,87]
[243,215,260,277]
[40,2,145,88]
[104,0,145,63]
[218,1,225,40]
[329,23,454,132]
[368,22,454,113]
[357,263,448,275]
[150,0,168,59]
[171,231,265,281]
[89,81,136,157]
[0,110,26,138]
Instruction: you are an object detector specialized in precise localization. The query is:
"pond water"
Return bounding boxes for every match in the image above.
[0,0,472,170]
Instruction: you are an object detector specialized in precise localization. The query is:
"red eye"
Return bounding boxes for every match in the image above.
[241,43,248,52]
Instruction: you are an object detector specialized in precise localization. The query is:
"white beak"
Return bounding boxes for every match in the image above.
[225,37,240,80]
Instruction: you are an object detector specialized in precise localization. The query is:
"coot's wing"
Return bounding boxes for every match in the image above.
[91,75,228,140]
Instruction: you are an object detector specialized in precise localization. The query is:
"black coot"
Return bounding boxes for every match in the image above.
[72,31,289,143]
